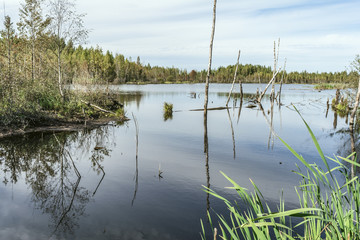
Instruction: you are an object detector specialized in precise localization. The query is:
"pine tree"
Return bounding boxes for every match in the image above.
[102,51,116,83]
[17,0,50,82]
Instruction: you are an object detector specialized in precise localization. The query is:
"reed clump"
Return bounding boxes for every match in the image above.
[201,109,360,240]
[331,97,349,117]
[314,83,348,90]
[163,102,173,121]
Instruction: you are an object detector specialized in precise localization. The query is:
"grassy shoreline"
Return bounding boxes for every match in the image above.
[0,88,128,137]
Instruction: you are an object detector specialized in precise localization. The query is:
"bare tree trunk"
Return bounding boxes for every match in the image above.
[349,78,360,176]
[204,0,217,113]
[226,50,241,107]
[350,78,360,129]
[334,89,341,106]
[277,58,287,103]
[32,37,35,82]
[270,41,276,99]
[7,29,12,104]
[58,46,64,98]
[271,39,280,100]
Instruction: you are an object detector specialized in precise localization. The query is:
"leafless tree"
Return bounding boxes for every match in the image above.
[48,0,88,98]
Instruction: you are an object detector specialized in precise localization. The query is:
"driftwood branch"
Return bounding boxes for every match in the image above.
[80,100,115,114]
[257,67,282,103]
[226,50,241,107]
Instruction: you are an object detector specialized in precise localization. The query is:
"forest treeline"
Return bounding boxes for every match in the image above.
[62,45,359,85]
[1,0,358,93]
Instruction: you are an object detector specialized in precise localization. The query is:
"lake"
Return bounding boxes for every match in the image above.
[0,83,354,240]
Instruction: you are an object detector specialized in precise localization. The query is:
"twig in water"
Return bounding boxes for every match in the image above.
[158,163,163,179]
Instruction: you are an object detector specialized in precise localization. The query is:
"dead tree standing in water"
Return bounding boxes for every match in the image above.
[204,0,217,113]
[226,50,241,107]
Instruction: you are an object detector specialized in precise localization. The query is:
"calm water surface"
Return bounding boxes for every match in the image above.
[0,84,354,239]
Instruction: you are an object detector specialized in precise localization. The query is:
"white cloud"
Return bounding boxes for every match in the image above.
[4,0,360,72]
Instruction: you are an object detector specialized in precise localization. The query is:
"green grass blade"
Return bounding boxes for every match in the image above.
[293,105,332,179]
[338,156,360,168]
[253,208,321,221]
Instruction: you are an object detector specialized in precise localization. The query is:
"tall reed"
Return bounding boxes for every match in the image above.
[202,107,360,240]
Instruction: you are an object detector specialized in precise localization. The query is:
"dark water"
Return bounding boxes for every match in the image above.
[0,84,354,240]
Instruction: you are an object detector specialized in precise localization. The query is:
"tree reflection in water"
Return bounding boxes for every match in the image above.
[0,125,116,238]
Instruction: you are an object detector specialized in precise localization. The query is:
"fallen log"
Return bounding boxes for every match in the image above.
[80,100,115,114]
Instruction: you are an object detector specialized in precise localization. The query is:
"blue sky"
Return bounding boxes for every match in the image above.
[4,0,360,73]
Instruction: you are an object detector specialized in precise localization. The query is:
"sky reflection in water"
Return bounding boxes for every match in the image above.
[0,83,354,240]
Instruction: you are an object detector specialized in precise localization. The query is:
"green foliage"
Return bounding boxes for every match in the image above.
[163,102,173,121]
[114,108,125,118]
[59,45,359,85]
[202,109,360,240]
[314,83,347,90]
[331,96,349,117]
[336,98,349,116]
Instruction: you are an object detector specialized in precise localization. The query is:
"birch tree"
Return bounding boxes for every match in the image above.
[48,0,88,98]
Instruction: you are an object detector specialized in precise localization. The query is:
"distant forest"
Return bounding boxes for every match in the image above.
[0,1,358,88]
[61,44,359,85]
